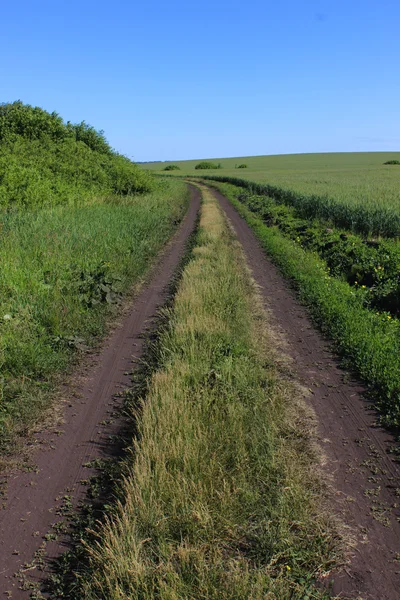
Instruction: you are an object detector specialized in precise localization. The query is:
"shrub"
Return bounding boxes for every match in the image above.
[236,164,248,168]
[0,101,153,207]
[384,160,400,165]
[163,164,180,171]
[195,161,221,170]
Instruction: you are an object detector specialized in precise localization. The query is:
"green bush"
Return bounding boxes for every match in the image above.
[0,101,153,207]
[384,160,400,165]
[163,164,180,171]
[195,161,221,170]
[236,164,248,168]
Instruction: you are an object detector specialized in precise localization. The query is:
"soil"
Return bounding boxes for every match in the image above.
[211,186,400,600]
[0,186,201,598]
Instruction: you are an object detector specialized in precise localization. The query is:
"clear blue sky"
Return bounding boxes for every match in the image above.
[1,0,399,161]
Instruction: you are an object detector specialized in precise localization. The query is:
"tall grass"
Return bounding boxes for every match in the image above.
[0,179,189,457]
[79,187,339,600]
[201,175,400,237]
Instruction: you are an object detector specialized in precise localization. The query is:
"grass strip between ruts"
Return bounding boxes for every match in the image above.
[80,186,340,600]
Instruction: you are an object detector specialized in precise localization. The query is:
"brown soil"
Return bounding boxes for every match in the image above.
[0,186,201,598]
[211,186,400,600]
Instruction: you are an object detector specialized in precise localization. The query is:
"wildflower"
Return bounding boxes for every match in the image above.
[286,565,291,571]
[3,314,11,320]
[362,285,366,289]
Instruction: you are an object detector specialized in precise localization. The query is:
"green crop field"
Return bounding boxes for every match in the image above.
[145,152,400,213]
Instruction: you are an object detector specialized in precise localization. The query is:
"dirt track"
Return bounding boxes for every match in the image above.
[1,183,400,599]
[211,186,400,600]
[0,186,201,597]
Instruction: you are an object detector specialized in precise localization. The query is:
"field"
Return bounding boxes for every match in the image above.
[145,152,400,212]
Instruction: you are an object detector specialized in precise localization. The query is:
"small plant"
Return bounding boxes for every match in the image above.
[236,164,248,169]
[163,165,180,171]
[78,262,122,308]
[384,160,400,165]
[195,161,221,170]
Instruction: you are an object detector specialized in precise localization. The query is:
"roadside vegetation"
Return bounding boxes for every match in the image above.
[0,101,189,459]
[77,187,340,600]
[205,181,400,429]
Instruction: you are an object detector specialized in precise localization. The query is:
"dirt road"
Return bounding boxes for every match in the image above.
[1,182,399,599]
[0,186,200,598]
[211,185,400,600]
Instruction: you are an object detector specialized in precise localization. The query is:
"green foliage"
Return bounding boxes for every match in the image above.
[0,101,153,208]
[195,161,221,170]
[163,164,180,171]
[236,163,248,168]
[0,179,189,455]
[202,175,400,237]
[238,192,400,316]
[212,181,400,429]
[384,160,400,165]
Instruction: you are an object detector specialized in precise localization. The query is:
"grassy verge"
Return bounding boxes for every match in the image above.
[205,181,400,430]
[78,186,340,599]
[0,178,189,458]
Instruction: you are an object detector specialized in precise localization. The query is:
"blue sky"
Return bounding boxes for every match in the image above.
[1,0,399,161]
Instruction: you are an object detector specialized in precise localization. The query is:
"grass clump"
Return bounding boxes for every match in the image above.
[163,164,180,171]
[195,161,221,170]
[0,101,153,208]
[209,181,400,429]
[78,187,339,600]
[0,178,189,456]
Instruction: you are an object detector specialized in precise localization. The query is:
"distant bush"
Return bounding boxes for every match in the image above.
[236,164,248,169]
[0,101,153,207]
[163,164,180,171]
[384,160,400,165]
[195,161,221,170]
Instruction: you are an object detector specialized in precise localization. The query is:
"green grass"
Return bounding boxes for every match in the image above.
[77,186,340,600]
[145,153,400,236]
[207,181,400,430]
[0,178,189,457]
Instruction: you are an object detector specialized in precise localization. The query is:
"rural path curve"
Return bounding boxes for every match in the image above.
[0,186,201,598]
[210,185,400,600]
